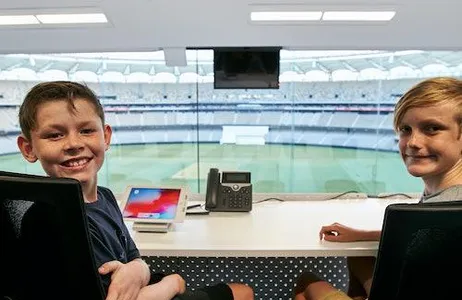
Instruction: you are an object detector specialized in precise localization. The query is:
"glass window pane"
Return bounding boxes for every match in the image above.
[0,50,460,196]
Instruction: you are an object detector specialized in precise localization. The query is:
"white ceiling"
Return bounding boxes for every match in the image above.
[0,0,461,54]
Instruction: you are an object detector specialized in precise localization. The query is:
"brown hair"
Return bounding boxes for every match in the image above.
[393,77,462,132]
[19,81,105,141]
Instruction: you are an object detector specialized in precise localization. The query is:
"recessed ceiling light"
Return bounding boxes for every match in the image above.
[36,13,108,24]
[251,11,322,21]
[322,11,396,21]
[0,15,39,25]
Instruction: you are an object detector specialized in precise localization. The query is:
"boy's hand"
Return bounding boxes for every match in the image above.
[161,274,186,295]
[99,260,148,300]
[319,223,365,242]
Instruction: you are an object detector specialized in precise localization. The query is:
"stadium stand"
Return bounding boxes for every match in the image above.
[0,78,433,155]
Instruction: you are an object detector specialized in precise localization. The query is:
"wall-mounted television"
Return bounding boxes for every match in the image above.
[214,47,280,89]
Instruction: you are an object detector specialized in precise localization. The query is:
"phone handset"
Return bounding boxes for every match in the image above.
[205,168,220,209]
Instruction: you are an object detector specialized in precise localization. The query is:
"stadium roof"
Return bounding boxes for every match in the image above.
[0,50,461,82]
[0,0,461,54]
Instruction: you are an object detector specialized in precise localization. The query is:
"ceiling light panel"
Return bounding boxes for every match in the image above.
[251,11,322,21]
[322,11,396,21]
[0,15,39,25]
[36,13,108,24]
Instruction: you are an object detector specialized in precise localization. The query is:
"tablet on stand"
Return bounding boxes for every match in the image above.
[119,185,188,233]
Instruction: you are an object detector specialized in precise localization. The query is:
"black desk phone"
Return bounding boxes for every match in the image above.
[205,168,252,212]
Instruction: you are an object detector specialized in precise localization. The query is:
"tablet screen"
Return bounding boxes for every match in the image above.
[122,187,181,220]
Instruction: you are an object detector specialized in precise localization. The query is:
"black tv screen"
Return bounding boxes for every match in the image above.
[214,47,280,89]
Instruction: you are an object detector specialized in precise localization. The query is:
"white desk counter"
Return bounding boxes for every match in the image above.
[132,196,419,257]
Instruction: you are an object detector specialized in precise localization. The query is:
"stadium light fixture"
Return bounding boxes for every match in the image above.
[322,11,396,21]
[0,15,39,25]
[36,13,108,24]
[251,11,322,21]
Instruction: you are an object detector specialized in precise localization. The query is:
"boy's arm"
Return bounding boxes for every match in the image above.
[137,274,186,300]
[99,259,151,300]
[319,223,382,242]
[128,258,151,286]
[357,230,382,241]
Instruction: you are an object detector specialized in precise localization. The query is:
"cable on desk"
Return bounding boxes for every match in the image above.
[253,197,285,204]
[253,191,413,204]
[187,204,203,210]
[326,190,359,200]
[367,193,414,199]
[185,203,209,215]
[253,191,360,203]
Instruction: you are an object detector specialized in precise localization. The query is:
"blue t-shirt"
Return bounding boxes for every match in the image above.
[85,186,141,289]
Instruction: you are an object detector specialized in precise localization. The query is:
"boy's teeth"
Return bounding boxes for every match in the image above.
[65,158,88,167]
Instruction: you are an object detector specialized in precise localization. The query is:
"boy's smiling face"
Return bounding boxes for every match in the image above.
[18,98,111,192]
[398,103,462,182]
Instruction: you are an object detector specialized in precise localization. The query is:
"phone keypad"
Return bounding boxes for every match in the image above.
[220,185,252,211]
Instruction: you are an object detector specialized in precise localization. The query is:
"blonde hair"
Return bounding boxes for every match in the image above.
[393,77,462,132]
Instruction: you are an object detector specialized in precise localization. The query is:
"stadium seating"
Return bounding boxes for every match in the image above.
[0,78,425,155]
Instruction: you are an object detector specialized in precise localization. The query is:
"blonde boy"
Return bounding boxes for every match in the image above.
[294,77,462,300]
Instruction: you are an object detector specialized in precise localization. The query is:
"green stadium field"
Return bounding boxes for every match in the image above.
[0,143,422,195]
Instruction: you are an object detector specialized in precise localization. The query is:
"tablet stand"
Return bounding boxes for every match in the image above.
[132,222,172,233]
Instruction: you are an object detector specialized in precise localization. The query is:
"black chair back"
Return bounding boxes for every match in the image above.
[369,201,462,300]
[1,171,106,300]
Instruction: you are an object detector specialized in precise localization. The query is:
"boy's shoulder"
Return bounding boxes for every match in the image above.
[97,186,116,200]
[422,185,462,203]
[96,186,121,209]
[97,185,112,194]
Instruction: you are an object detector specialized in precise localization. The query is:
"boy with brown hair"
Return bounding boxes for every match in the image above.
[293,77,462,300]
[17,81,253,300]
